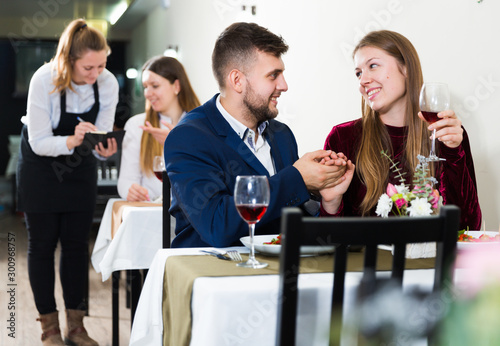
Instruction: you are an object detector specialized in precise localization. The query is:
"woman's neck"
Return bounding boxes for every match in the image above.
[160,102,184,125]
[379,110,406,127]
[379,100,407,127]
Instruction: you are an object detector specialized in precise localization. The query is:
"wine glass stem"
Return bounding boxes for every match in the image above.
[430,129,437,157]
[248,223,256,262]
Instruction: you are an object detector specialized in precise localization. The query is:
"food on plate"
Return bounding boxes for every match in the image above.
[458,230,500,243]
[457,232,474,242]
[263,234,281,245]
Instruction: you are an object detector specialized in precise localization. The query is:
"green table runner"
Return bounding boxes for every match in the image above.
[162,250,435,346]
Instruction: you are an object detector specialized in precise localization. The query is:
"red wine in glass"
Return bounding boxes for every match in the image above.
[419,82,449,161]
[153,155,165,181]
[421,111,439,124]
[234,175,270,269]
[154,171,163,182]
[236,204,268,224]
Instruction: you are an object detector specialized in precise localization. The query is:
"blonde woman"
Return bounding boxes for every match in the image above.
[320,30,481,230]
[118,56,200,201]
[16,18,118,345]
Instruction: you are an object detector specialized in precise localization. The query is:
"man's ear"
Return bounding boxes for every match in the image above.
[227,69,245,93]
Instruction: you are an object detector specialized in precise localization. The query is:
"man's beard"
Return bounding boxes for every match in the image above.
[242,83,278,124]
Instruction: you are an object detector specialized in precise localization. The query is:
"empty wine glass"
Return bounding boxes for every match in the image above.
[419,82,450,162]
[153,155,165,182]
[234,175,270,269]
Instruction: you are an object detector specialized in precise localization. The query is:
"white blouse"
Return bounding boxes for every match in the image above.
[117,113,175,201]
[25,62,119,157]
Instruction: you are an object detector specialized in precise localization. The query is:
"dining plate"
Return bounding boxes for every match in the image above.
[240,234,335,256]
[457,231,500,250]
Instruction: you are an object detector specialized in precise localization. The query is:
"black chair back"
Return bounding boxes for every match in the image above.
[162,170,171,248]
[275,205,460,346]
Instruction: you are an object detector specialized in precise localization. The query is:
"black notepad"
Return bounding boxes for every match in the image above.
[83,130,126,149]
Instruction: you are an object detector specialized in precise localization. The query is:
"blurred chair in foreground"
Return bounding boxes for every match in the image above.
[276,205,460,346]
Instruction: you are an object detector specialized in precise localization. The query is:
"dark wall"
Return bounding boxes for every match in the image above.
[0,40,28,175]
[107,41,133,129]
[0,39,131,174]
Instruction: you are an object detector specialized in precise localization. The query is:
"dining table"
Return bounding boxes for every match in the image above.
[91,198,164,280]
[129,246,448,346]
[91,197,170,345]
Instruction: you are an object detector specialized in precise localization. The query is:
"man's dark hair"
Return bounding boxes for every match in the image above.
[212,22,289,89]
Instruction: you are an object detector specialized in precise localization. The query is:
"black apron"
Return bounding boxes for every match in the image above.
[17,83,100,213]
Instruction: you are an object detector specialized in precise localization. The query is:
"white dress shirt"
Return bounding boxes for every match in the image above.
[216,95,276,176]
[117,112,182,201]
[25,62,119,157]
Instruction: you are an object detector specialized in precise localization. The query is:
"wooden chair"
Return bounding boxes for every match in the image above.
[275,205,460,346]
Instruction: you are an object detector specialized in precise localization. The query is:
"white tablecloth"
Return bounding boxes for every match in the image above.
[129,248,436,346]
[91,198,163,281]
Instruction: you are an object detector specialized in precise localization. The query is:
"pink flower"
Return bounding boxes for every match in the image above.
[386,183,398,197]
[393,195,407,209]
[430,189,440,209]
[412,185,424,194]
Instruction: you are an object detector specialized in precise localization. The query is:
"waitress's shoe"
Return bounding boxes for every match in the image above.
[37,311,64,345]
[63,309,98,346]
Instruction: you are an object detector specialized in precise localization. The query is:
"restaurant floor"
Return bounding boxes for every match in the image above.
[0,211,131,346]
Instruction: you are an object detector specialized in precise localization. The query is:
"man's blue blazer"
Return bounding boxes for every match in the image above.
[164,94,310,248]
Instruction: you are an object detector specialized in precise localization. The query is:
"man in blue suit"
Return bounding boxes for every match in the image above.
[164,22,347,248]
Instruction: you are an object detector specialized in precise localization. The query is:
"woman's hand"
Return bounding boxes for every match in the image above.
[419,110,463,148]
[140,120,174,146]
[66,121,98,150]
[319,151,347,166]
[319,159,355,214]
[127,183,150,202]
[95,138,117,158]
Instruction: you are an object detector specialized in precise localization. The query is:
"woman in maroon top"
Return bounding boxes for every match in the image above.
[320,30,481,230]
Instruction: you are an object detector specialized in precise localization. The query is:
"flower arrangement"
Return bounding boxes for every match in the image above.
[375,151,441,218]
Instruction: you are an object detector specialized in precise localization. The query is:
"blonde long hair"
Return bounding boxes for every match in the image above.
[51,18,110,94]
[139,56,201,175]
[353,30,432,215]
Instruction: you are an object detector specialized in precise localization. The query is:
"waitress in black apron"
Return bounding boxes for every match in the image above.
[16,19,118,346]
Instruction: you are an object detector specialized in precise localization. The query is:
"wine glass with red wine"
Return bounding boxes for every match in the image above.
[153,156,165,182]
[234,175,270,268]
[419,82,450,162]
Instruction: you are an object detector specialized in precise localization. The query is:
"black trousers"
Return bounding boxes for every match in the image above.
[25,211,93,315]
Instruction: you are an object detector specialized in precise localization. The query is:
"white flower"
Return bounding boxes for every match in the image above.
[407,197,433,217]
[375,193,393,218]
[395,184,409,195]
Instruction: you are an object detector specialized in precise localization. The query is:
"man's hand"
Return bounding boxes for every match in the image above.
[293,150,347,191]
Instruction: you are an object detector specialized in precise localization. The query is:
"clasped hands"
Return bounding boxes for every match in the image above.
[293,149,355,207]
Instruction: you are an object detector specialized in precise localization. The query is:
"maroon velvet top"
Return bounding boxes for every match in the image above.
[321,119,482,230]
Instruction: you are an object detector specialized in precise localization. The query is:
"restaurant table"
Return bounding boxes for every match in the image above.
[91,197,166,345]
[129,247,444,346]
[91,198,164,280]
